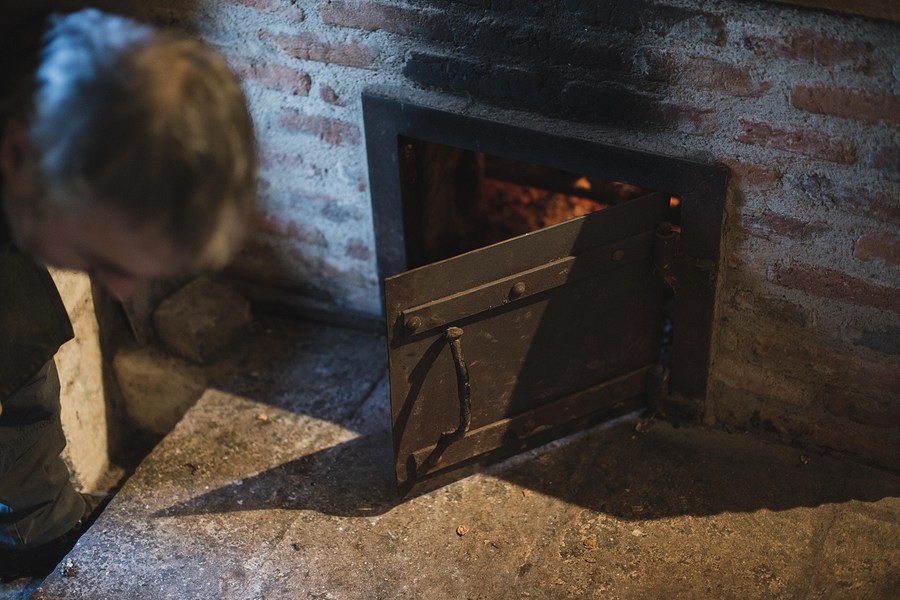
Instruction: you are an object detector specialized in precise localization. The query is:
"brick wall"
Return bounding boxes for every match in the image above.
[143,0,899,467]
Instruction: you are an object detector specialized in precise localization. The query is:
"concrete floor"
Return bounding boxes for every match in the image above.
[3,317,899,599]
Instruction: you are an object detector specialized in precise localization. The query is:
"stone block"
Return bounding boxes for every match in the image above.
[120,275,191,345]
[153,277,252,365]
[113,345,210,436]
[50,269,109,492]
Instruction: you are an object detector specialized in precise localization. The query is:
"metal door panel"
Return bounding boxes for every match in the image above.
[386,192,669,491]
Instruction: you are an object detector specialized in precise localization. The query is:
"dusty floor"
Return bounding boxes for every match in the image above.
[3,317,898,599]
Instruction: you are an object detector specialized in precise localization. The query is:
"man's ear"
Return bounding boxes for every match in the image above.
[0,119,38,202]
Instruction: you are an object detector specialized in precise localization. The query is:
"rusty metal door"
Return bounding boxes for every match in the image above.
[385,192,671,492]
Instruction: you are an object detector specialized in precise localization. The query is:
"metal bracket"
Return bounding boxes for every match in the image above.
[399,230,655,338]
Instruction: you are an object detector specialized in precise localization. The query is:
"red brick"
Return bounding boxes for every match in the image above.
[666,11,726,46]
[319,0,447,39]
[720,159,779,193]
[789,175,900,226]
[253,212,328,246]
[726,287,809,327]
[736,119,856,164]
[345,238,371,261]
[823,386,900,428]
[720,320,900,395]
[258,149,304,170]
[230,237,348,300]
[853,324,900,356]
[792,83,900,128]
[770,263,899,314]
[279,111,361,146]
[229,57,311,96]
[707,380,795,436]
[678,56,771,97]
[662,103,717,135]
[744,28,869,71]
[867,143,900,182]
[711,378,900,468]
[320,85,346,106]
[742,210,829,241]
[225,0,305,19]
[713,354,814,409]
[262,31,377,70]
[854,233,900,266]
[828,184,900,226]
[648,54,770,97]
[405,52,546,112]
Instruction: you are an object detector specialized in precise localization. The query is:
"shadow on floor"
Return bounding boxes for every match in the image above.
[154,430,401,519]
[154,417,900,521]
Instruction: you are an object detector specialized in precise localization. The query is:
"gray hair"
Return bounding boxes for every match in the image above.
[28,9,257,269]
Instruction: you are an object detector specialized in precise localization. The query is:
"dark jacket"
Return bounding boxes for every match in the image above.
[0,3,81,402]
[0,1,146,401]
[0,206,73,402]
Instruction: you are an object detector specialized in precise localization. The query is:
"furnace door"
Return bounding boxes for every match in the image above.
[385,191,671,492]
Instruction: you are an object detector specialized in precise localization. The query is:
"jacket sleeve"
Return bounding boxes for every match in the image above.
[0,247,74,403]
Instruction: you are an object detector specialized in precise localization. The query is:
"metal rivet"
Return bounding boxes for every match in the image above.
[612,249,625,261]
[509,282,527,299]
[405,316,423,334]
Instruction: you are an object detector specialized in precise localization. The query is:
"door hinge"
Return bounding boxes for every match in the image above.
[653,221,677,282]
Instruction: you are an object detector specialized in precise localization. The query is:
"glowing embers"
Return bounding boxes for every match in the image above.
[479,164,650,245]
[403,139,680,268]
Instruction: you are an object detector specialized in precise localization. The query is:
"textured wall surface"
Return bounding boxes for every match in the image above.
[137,0,898,466]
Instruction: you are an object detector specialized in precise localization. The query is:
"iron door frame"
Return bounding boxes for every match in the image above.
[363,92,728,404]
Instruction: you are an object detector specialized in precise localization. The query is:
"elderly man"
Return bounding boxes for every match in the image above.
[0,5,256,579]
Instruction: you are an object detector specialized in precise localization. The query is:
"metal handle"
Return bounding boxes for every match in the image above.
[440,327,471,444]
[409,326,473,479]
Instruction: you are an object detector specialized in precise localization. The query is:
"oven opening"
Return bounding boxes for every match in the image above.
[397,136,681,368]
[364,94,725,489]
[398,136,683,269]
